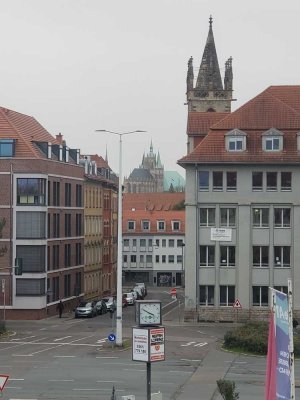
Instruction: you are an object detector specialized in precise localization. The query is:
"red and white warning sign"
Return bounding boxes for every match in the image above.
[170,287,177,297]
[233,299,242,308]
[0,375,9,391]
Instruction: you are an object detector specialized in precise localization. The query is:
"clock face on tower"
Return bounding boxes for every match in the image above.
[137,301,162,326]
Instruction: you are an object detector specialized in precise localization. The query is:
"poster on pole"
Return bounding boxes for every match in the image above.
[150,327,165,362]
[265,289,291,400]
[132,328,149,362]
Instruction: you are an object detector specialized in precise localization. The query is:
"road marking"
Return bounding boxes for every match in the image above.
[12,354,33,357]
[96,356,118,359]
[39,328,47,331]
[180,358,202,362]
[97,380,124,383]
[169,370,192,374]
[123,369,145,372]
[8,379,25,381]
[181,341,196,347]
[4,386,22,389]
[194,342,207,347]
[48,379,74,382]
[96,339,106,343]
[53,355,76,358]
[11,336,36,341]
[53,336,72,342]
[197,331,206,334]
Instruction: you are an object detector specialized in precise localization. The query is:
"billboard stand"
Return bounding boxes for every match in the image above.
[288,279,295,400]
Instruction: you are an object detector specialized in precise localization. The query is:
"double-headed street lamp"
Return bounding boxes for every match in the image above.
[95,129,147,346]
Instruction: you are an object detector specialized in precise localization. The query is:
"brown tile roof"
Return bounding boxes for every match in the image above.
[187,112,228,135]
[122,209,185,235]
[88,154,110,169]
[123,192,185,211]
[0,107,59,158]
[179,86,300,165]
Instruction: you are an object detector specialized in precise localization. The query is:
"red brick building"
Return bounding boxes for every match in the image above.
[0,108,84,319]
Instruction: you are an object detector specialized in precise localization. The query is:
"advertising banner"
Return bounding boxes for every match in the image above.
[210,228,232,242]
[265,289,291,400]
[132,328,149,362]
[150,327,165,362]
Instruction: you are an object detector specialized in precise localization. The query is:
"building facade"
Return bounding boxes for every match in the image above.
[122,193,185,286]
[179,17,300,322]
[0,109,84,319]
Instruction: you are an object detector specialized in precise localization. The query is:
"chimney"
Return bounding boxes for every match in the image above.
[56,133,63,144]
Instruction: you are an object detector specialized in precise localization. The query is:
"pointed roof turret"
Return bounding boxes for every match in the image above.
[150,140,153,154]
[156,151,162,168]
[196,16,223,91]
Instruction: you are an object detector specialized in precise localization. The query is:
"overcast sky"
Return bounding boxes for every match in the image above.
[1,0,300,177]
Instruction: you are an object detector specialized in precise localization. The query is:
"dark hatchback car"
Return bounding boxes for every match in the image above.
[74,301,97,318]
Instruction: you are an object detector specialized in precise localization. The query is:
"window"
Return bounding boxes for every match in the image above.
[274,286,288,295]
[220,208,236,227]
[148,239,152,248]
[155,255,159,263]
[199,208,215,227]
[252,172,263,191]
[123,239,129,248]
[141,220,150,230]
[127,220,135,230]
[65,183,72,207]
[76,214,82,236]
[157,221,165,231]
[162,255,166,263]
[228,137,244,151]
[52,245,60,269]
[253,246,269,267]
[17,178,46,205]
[64,213,71,237]
[131,255,137,263]
[16,245,46,273]
[265,137,280,151]
[252,286,268,306]
[220,286,235,306]
[76,184,83,207]
[226,172,237,191]
[281,172,291,191]
[169,239,174,247]
[140,239,146,249]
[75,272,82,296]
[266,172,277,191]
[177,255,182,263]
[162,239,166,247]
[155,239,160,247]
[213,172,223,191]
[16,278,45,296]
[220,246,235,267]
[0,139,15,157]
[172,221,180,230]
[140,255,144,263]
[123,255,128,264]
[177,239,184,247]
[132,239,137,248]
[274,208,290,227]
[146,255,152,263]
[64,274,71,297]
[75,243,82,265]
[16,212,46,239]
[168,255,174,263]
[252,208,269,227]
[199,285,215,305]
[199,171,209,191]
[64,244,71,267]
[53,213,60,238]
[274,246,290,268]
[53,181,60,206]
[200,246,215,266]
[52,276,60,301]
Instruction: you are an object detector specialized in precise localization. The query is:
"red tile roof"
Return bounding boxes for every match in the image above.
[123,192,185,211]
[122,209,185,235]
[187,112,228,135]
[0,107,59,158]
[88,154,110,169]
[179,86,300,165]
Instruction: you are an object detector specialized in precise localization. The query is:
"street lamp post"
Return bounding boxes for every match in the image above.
[95,129,146,346]
[181,243,185,287]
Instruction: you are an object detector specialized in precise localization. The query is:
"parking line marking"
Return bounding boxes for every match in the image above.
[49,379,74,382]
[54,336,72,342]
[96,356,118,359]
[9,379,25,381]
[181,358,202,362]
[53,355,76,358]
[194,342,207,347]
[11,336,36,341]
[181,341,196,347]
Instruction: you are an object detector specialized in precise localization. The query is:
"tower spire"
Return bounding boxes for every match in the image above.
[196,15,223,91]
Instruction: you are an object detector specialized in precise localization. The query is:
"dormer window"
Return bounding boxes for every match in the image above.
[262,128,283,151]
[225,129,247,152]
[127,220,135,231]
[141,220,150,230]
[157,220,165,231]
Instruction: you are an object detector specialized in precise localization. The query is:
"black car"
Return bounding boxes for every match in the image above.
[95,299,107,315]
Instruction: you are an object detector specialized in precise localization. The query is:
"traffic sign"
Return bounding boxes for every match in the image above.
[0,375,9,391]
[170,288,177,296]
[233,299,242,308]
[108,333,116,342]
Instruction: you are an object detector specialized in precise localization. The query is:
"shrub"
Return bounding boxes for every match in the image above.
[224,321,300,357]
[217,379,239,400]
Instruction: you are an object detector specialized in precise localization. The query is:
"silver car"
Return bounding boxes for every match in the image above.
[74,301,97,318]
[102,296,115,312]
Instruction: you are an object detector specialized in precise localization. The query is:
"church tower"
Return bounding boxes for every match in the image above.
[186,16,233,113]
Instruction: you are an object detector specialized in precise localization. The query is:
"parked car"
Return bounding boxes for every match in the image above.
[75,301,97,318]
[102,296,116,312]
[136,282,147,296]
[130,289,138,301]
[133,286,144,300]
[124,292,135,305]
[95,299,107,315]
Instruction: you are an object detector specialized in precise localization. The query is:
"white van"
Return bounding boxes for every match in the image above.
[136,282,147,296]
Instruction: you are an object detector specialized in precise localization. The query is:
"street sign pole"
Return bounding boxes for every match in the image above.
[147,361,151,400]
[1,279,5,323]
